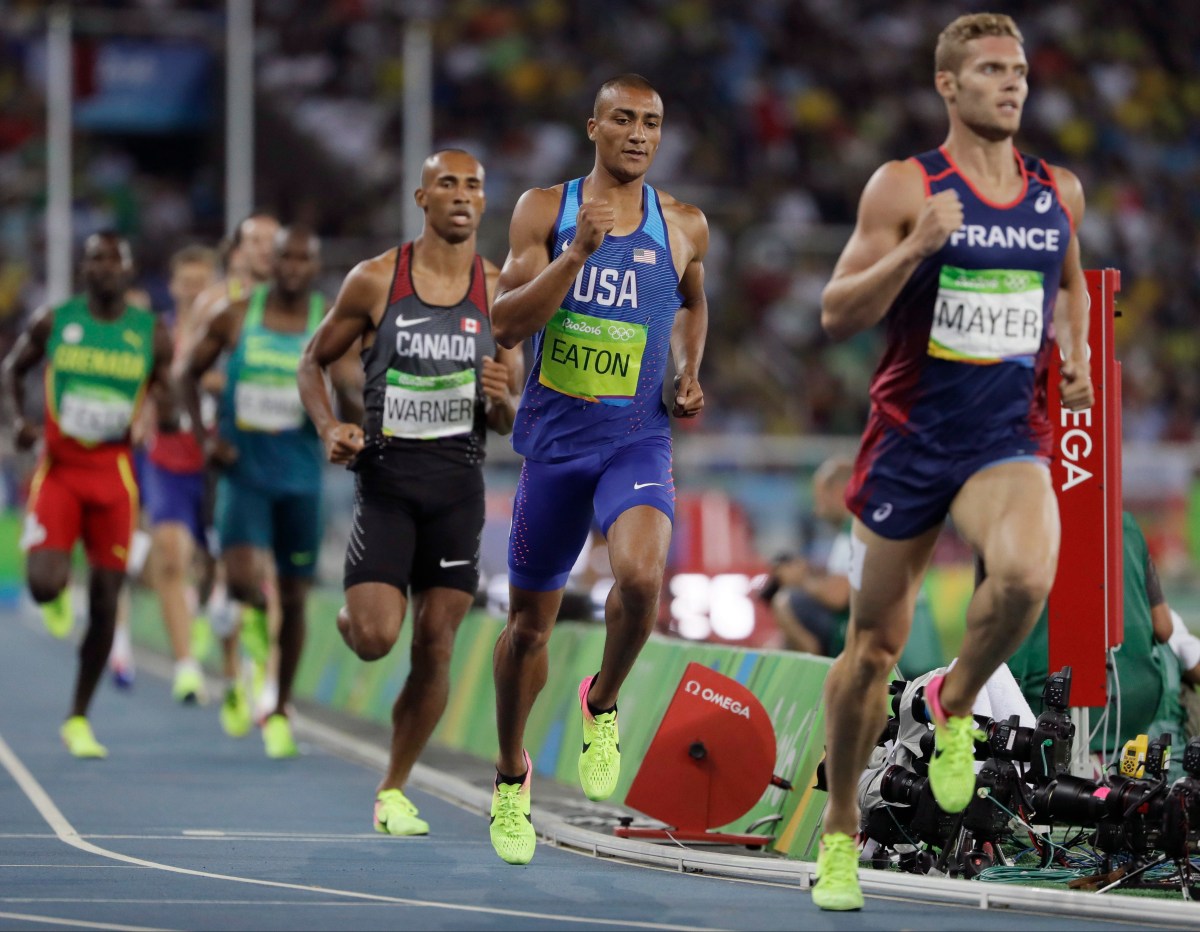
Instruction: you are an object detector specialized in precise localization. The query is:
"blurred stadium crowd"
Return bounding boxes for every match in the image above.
[1,0,1198,442]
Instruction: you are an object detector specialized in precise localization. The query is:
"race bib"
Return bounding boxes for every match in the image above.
[538,308,646,406]
[382,368,475,440]
[59,387,135,443]
[928,266,1044,365]
[234,378,306,432]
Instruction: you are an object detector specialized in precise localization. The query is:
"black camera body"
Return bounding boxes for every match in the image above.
[864,664,1200,885]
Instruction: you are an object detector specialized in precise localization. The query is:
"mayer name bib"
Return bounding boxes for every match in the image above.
[928,266,1044,365]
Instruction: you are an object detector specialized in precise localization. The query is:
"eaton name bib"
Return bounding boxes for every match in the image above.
[928,266,1044,364]
[383,368,475,439]
[538,308,645,406]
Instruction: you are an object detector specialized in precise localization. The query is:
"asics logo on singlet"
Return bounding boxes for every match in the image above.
[562,318,602,336]
[608,325,636,341]
[872,503,894,522]
[948,225,1061,252]
[1035,190,1054,214]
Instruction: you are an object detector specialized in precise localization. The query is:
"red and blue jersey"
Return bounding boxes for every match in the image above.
[867,146,1073,456]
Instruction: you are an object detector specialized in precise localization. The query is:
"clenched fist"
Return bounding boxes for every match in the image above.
[322,422,365,465]
[911,189,964,259]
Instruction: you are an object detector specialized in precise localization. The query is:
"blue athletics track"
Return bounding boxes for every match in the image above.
[0,602,1190,932]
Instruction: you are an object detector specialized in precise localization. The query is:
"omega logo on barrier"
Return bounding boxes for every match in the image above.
[683,680,752,719]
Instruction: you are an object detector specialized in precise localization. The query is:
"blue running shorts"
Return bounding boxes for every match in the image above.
[142,461,207,547]
[508,434,674,592]
[847,413,1048,540]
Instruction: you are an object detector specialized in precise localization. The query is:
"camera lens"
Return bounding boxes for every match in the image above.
[880,764,927,807]
[1032,774,1108,823]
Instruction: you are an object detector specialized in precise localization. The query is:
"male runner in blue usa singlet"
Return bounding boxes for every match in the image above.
[485,74,710,865]
[298,149,522,839]
[810,14,1095,911]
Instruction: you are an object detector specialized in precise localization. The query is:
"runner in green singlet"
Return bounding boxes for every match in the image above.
[181,226,358,758]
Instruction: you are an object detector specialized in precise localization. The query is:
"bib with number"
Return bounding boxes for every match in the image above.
[927,266,1044,364]
[59,385,136,443]
[538,308,646,405]
[234,375,306,433]
[383,368,475,439]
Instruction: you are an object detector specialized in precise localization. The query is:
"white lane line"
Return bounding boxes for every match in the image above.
[0,732,716,932]
[0,911,164,931]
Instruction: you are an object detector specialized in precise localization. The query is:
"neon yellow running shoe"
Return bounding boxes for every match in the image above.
[41,588,73,639]
[924,673,985,813]
[577,675,620,801]
[172,662,208,705]
[374,788,430,836]
[220,683,252,738]
[190,616,215,663]
[812,832,864,911]
[262,713,298,759]
[241,605,269,666]
[490,750,535,865]
[60,716,107,759]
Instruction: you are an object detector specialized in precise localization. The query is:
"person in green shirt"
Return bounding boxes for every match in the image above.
[1008,511,1200,772]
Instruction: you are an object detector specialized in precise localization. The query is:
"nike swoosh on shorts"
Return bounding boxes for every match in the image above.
[633,482,665,490]
[440,558,472,568]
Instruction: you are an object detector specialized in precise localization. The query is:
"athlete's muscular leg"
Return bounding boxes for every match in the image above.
[587,506,671,710]
[150,522,196,662]
[381,587,474,791]
[340,582,407,661]
[273,575,310,715]
[494,587,564,777]
[940,461,1059,717]
[223,545,270,610]
[71,566,126,717]
[822,521,940,836]
[26,549,71,604]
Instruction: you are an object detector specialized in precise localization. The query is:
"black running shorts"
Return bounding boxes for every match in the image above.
[343,448,484,595]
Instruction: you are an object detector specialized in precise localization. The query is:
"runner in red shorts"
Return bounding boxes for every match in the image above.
[1,231,175,758]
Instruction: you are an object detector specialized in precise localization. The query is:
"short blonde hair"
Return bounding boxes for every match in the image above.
[935,13,1023,75]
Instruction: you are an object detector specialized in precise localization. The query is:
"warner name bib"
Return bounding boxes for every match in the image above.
[235,377,306,433]
[59,387,135,443]
[383,368,475,439]
[538,308,646,406]
[928,266,1044,365]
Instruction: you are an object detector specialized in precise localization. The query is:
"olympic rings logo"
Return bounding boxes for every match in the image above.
[608,325,636,341]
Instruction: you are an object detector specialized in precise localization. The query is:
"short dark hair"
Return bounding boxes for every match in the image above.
[593,73,660,118]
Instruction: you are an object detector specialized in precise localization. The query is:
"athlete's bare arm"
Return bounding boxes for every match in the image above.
[663,195,709,418]
[1049,165,1094,412]
[491,185,615,348]
[1,305,53,451]
[298,253,390,464]
[180,295,246,465]
[481,260,523,435]
[148,318,180,431]
[821,160,964,342]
